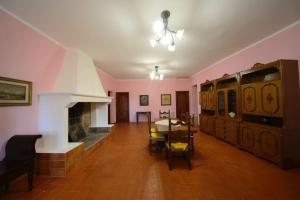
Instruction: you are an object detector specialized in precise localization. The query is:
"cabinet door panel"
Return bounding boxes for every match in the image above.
[258,128,281,163]
[225,121,238,145]
[207,116,215,135]
[199,115,207,132]
[201,92,208,109]
[215,118,225,139]
[208,91,215,110]
[260,81,282,117]
[240,125,256,153]
[242,85,257,114]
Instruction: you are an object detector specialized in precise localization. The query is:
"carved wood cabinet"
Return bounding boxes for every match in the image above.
[199,59,300,168]
[215,74,240,146]
[240,122,282,165]
[200,81,216,135]
[241,80,283,117]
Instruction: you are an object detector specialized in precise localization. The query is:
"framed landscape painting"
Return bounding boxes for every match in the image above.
[0,77,32,106]
[161,94,171,106]
[140,95,149,106]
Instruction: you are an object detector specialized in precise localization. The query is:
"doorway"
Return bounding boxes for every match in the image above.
[176,91,189,120]
[116,92,129,122]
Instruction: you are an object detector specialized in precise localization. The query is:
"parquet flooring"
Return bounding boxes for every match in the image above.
[2,123,300,200]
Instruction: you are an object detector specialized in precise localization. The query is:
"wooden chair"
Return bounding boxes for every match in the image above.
[165,117,192,170]
[147,113,165,153]
[0,135,42,194]
[182,113,196,153]
[159,110,170,119]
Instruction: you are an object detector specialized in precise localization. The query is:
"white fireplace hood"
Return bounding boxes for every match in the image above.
[37,49,112,153]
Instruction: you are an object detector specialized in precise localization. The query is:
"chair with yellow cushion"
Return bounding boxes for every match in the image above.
[183,113,196,153]
[147,113,165,153]
[165,117,192,170]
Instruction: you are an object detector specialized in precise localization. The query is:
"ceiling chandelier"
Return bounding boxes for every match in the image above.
[150,66,164,80]
[150,10,184,51]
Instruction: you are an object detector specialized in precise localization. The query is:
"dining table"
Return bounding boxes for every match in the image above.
[154,119,198,133]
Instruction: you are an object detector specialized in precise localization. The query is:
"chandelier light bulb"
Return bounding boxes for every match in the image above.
[150,72,155,80]
[150,39,157,48]
[176,29,184,40]
[159,74,164,80]
[152,20,164,33]
[168,44,175,52]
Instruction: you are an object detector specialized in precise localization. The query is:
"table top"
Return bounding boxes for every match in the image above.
[155,119,197,133]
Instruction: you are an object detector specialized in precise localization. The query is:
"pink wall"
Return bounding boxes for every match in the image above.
[97,67,193,122]
[0,10,65,159]
[191,22,300,86]
[115,79,192,122]
[97,68,192,122]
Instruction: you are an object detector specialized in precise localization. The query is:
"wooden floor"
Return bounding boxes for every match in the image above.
[2,123,300,200]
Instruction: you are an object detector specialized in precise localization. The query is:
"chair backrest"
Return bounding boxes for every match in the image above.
[182,112,195,126]
[146,112,152,136]
[4,135,42,161]
[159,110,170,119]
[167,117,191,148]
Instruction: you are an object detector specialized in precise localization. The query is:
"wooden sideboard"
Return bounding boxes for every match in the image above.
[199,59,300,168]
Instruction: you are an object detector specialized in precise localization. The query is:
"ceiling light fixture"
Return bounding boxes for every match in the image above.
[150,10,184,52]
[150,66,164,80]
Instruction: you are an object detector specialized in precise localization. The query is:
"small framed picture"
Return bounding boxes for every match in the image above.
[140,95,149,106]
[161,94,171,106]
[0,76,32,106]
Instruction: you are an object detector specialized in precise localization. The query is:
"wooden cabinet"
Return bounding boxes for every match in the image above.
[239,124,256,153]
[200,81,216,135]
[239,122,282,165]
[199,59,300,168]
[214,74,240,146]
[241,80,282,117]
[200,115,215,135]
[239,60,300,168]
[200,82,215,111]
[215,118,225,139]
[226,120,239,145]
[216,118,239,145]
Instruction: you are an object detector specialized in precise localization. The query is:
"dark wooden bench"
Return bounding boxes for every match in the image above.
[0,135,41,194]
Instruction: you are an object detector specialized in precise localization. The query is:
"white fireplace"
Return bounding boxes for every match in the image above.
[36,49,112,153]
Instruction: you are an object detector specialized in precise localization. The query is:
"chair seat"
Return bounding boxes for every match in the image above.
[150,128,158,133]
[166,142,188,151]
[150,132,165,141]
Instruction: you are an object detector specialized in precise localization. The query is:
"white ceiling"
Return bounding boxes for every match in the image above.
[1,0,300,79]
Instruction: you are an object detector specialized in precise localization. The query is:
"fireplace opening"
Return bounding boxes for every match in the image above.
[68,102,111,149]
[68,102,91,142]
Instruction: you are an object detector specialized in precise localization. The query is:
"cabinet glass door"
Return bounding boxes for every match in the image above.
[218,91,225,116]
[227,89,237,118]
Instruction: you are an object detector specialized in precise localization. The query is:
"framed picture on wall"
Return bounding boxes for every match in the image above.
[140,95,149,106]
[161,94,171,106]
[0,76,32,106]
